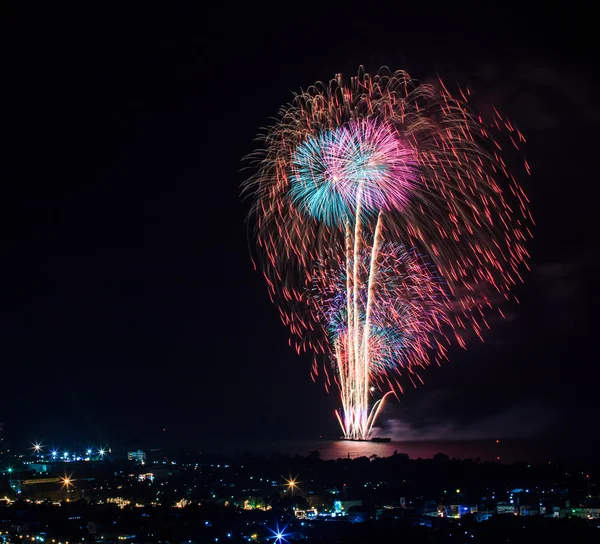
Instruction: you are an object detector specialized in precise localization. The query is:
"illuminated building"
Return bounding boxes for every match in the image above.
[294,508,318,519]
[333,499,362,514]
[9,476,62,497]
[127,450,146,463]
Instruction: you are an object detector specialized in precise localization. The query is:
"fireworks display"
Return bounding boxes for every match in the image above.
[244,68,532,439]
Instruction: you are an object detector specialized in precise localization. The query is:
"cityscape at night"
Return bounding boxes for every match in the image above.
[1,434,600,542]
[2,2,596,543]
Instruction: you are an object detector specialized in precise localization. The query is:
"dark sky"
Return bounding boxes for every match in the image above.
[1,4,597,454]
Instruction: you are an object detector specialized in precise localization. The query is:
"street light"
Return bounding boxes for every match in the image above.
[284,476,298,497]
[61,476,74,502]
[268,523,290,543]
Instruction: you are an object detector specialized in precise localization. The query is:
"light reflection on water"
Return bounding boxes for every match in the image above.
[317,439,501,461]
[213,438,532,463]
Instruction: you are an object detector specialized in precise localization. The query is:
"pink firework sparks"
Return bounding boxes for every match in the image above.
[244,68,532,439]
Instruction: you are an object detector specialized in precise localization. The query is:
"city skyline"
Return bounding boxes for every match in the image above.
[1,438,599,542]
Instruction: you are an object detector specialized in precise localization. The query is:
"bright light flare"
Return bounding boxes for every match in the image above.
[268,523,290,543]
[61,474,74,502]
[284,476,299,491]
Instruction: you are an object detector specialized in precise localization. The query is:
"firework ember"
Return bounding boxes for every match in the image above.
[244,68,532,439]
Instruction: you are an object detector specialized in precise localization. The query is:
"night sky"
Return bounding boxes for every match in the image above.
[2,4,597,454]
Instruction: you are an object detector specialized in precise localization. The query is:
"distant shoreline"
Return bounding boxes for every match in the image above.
[108,437,585,464]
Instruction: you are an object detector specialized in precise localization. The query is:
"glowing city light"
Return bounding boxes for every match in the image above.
[284,475,301,499]
[267,523,290,543]
[61,475,74,502]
